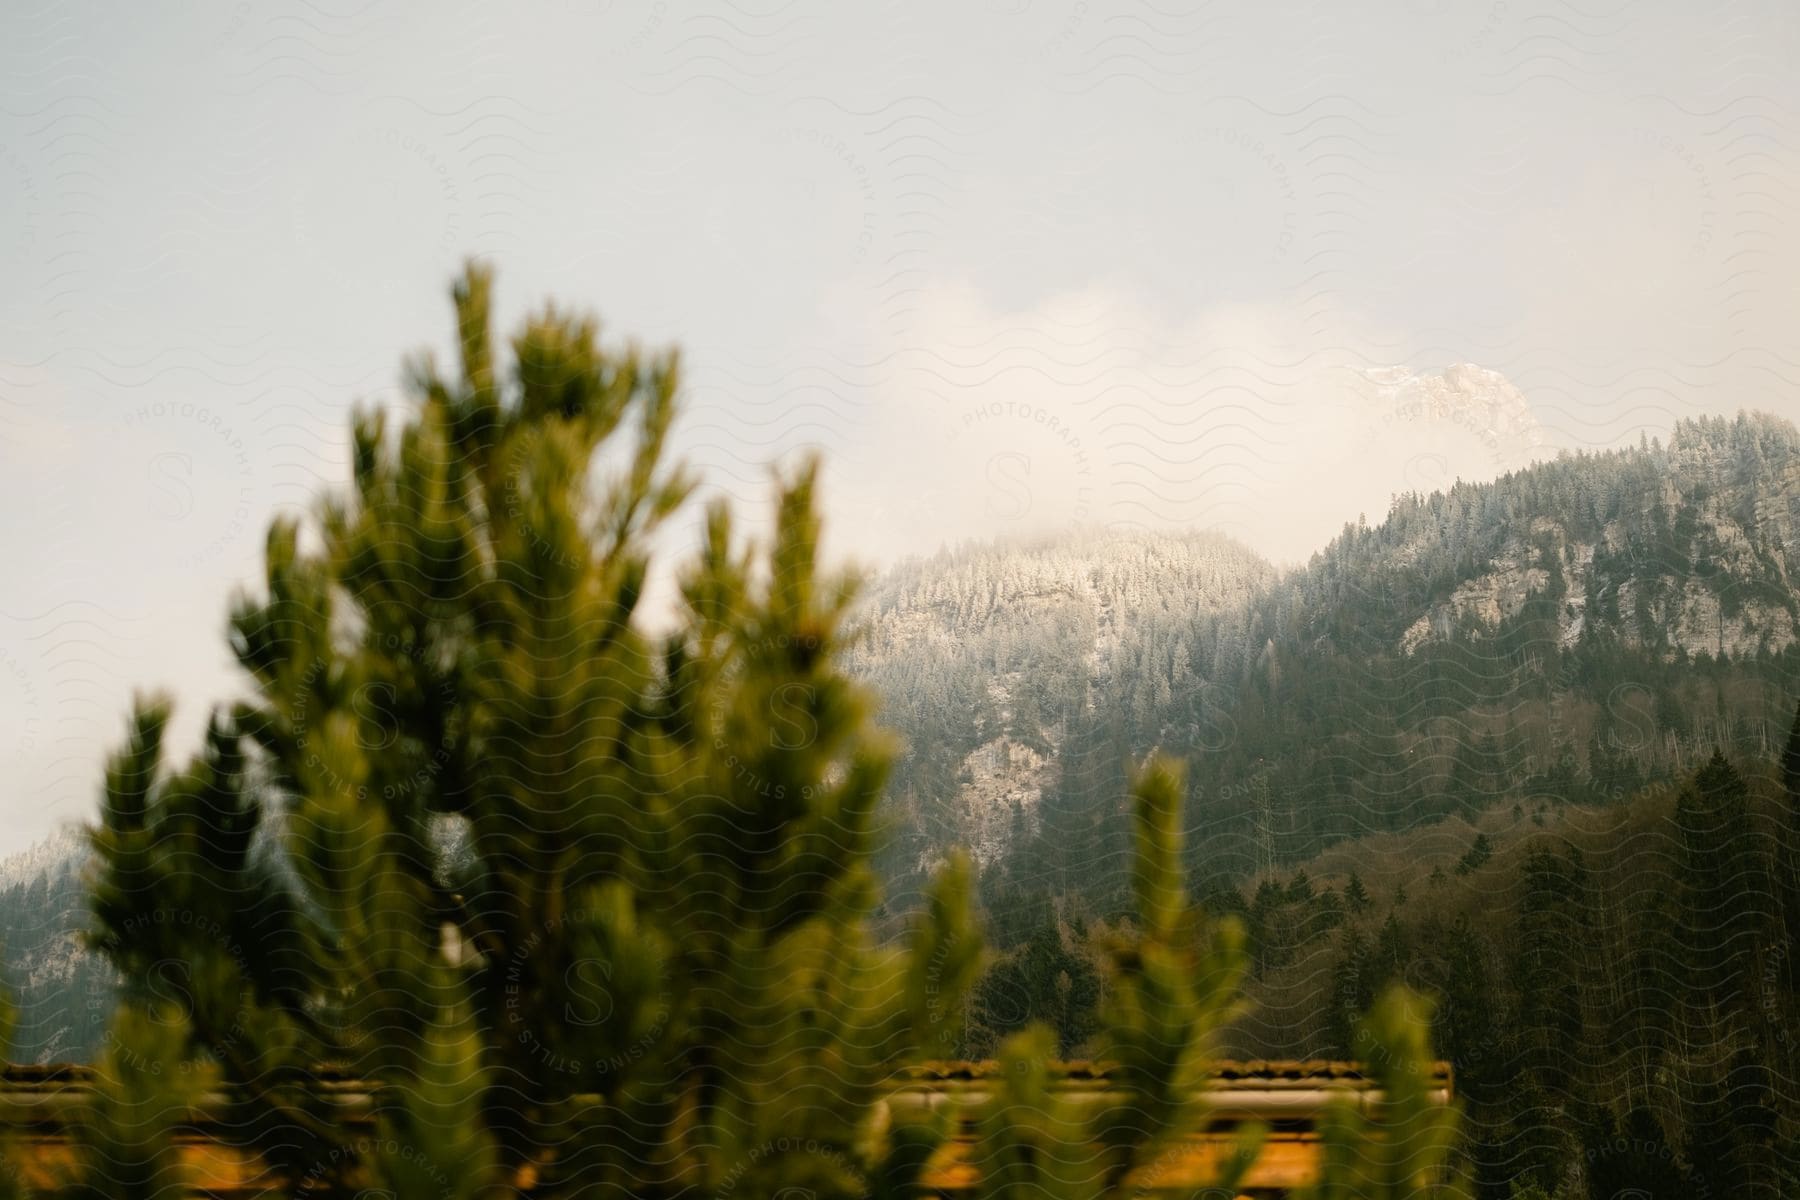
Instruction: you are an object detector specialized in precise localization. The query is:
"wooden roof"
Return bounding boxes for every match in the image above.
[0,1060,1452,1197]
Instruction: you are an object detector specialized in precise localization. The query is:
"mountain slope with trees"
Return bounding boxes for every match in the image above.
[0,829,109,1064]
[850,530,1273,886]
[979,412,1800,909]
[962,732,1800,1198]
[1226,729,1800,1198]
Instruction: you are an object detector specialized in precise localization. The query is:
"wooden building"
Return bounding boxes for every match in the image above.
[0,1059,1451,1197]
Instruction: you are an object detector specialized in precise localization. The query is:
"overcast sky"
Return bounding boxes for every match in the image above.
[3,0,1799,853]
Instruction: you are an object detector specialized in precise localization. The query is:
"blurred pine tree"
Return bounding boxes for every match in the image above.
[75,267,1454,1199]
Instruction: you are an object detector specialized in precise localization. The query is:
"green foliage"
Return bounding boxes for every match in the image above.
[370,997,496,1200]
[81,266,981,1199]
[65,1005,219,1200]
[963,757,1275,1199]
[1675,749,1773,1009]
[962,913,1100,1059]
[1092,757,1262,1191]
[76,267,1456,1199]
[1781,701,1800,995]
[1306,988,1464,1200]
[1273,747,1800,1197]
[1453,834,1492,876]
[969,1024,1087,1199]
[905,853,985,1061]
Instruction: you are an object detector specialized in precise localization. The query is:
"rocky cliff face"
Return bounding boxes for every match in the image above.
[1395,419,1800,660]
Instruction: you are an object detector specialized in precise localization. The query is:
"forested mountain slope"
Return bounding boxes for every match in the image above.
[965,743,1800,1197]
[977,412,1800,911]
[848,530,1274,883]
[0,827,109,1062]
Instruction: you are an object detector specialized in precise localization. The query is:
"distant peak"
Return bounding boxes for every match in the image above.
[1356,361,1521,395]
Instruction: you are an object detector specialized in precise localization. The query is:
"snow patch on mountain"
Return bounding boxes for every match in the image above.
[0,825,85,892]
[855,529,1274,870]
[1396,429,1800,659]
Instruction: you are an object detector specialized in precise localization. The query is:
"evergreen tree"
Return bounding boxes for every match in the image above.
[75,267,1454,1199]
[1328,928,1372,1057]
[1675,749,1771,1012]
[1454,832,1493,876]
[1306,989,1464,1199]
[82,266,985,1199]
[1435,915,1495,1101]
[1287,869,1315,905]
[1513,846,1586,1099]
[1783,699,1800,804]
[65,1006,219,1200]
[1374,914,1409,987]
[964,757,1347,1198]
[1780,700,1800,992]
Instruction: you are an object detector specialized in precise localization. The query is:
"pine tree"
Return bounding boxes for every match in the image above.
[1782,699,1800,804]
[1455,832,1493,876]
[76,267,1456,1199]
[1514,846,1586,1099]
[1374,914,1409,988]
[1344,871,1372,914]
[1675,749,1771,1013]
[965,756,1270,1198]
[1287,869,1315,905]
[1780,700,1800,992]
[65,1006,220,1200]
[82,265,984,1199]
[1436,914,1495,1101]
[1306,989,1465,1199]
[1328,928,1372,1057]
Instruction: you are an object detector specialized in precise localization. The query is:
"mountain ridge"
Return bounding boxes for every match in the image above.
[970,410,1800,898]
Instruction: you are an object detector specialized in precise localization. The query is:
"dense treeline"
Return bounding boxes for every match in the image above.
[957,725,1800,1199]
[1305,737,1798,1199]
